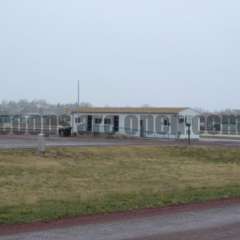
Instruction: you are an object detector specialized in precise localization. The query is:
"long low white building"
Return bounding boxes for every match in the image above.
[71,107,200,139]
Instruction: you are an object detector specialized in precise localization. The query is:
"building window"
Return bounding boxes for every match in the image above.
[164,119,170,126]
[0,116,10,124]
[75,117,81,123]
[179,117,184,124]
[95,118,102,124]
[104,119,111,125]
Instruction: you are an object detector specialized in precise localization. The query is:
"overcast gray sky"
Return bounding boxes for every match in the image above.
[0,0,239,110]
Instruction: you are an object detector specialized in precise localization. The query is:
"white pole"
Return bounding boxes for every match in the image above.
[37,133,46,153]
[78,80,80,107]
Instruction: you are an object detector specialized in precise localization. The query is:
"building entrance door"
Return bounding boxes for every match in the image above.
[140,119,145,137]
[113,116,119,132]
[87,116,92,132]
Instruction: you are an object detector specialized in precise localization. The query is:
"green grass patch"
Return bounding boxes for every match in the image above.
[0,145,240,224]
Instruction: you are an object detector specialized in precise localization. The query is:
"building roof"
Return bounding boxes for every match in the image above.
[72,107,189,114]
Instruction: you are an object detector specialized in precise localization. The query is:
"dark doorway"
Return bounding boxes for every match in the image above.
[140,119,145,137]
[87,115,92,132]
[113,116,119,132]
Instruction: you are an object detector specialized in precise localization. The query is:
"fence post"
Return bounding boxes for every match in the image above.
[37,133,46,153]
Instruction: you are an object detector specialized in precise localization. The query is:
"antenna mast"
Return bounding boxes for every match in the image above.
[77,80,80,107]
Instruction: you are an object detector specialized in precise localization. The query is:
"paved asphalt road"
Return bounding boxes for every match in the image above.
[0,135,127,149]
[0,135,179,149]
[1,203,240,240]
[1,135,240,149]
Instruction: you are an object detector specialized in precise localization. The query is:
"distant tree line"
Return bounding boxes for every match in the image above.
[1,100,239,116]
[0,99,92,115]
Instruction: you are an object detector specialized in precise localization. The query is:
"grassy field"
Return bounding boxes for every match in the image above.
[0,145,240,224]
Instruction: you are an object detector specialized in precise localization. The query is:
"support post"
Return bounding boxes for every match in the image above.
[37,133,46,154]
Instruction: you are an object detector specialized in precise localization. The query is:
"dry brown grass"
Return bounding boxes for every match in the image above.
[0,145,240,223]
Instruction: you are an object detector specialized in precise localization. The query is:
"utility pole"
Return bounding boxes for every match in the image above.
[76,80,80,135]
[77,80,80,107]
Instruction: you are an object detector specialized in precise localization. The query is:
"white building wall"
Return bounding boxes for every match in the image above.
[71,110,200,139]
